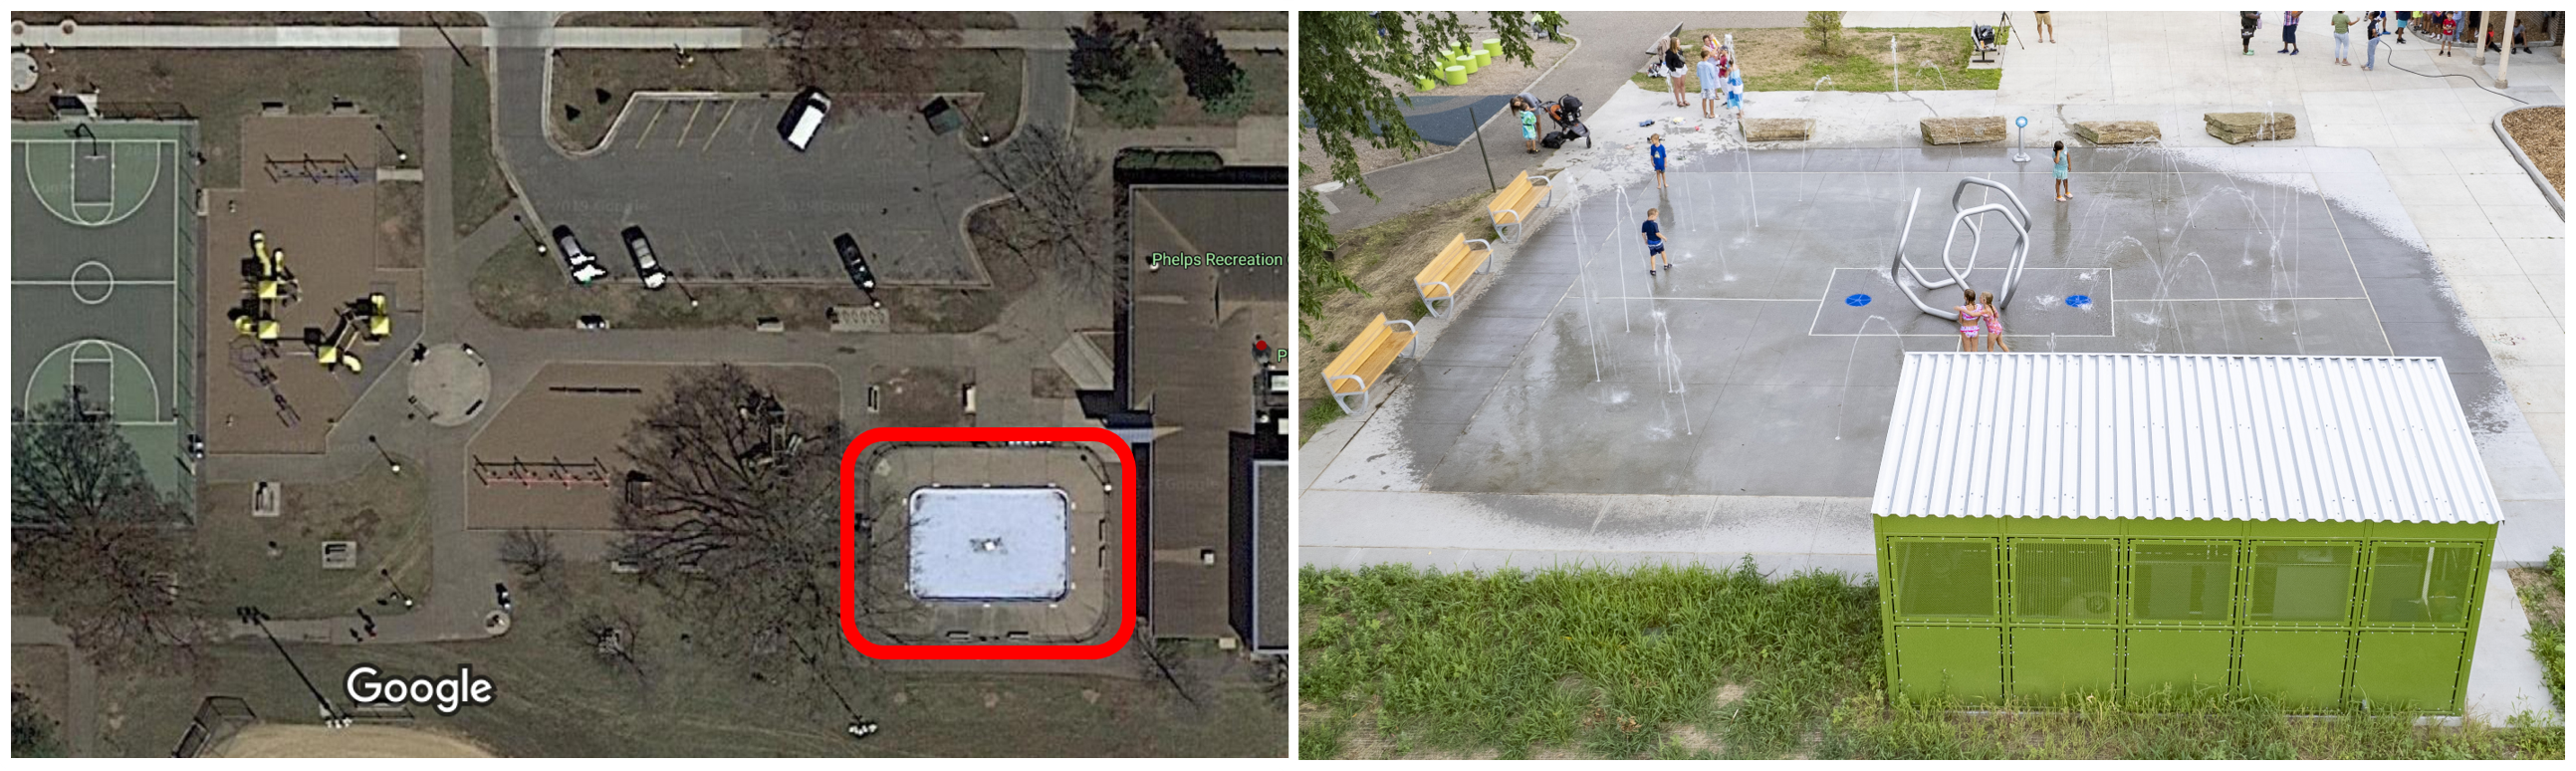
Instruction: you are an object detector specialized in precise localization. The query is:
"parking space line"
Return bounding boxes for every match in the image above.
[633,102,665,148]
[702,103,735,153]
[677,102,705,148]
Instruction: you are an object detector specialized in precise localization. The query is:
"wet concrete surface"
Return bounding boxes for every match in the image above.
[1306,145,2547,570]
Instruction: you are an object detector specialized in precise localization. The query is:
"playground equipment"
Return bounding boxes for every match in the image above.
[1887,177,2033,321]
[229,231,295,345]
[472,456,614,487]
[263,153,364,185]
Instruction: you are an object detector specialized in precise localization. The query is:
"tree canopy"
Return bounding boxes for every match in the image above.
[1294,11,1565,338]
[11,389,219,673]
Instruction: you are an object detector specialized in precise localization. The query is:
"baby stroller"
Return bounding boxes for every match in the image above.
[1539,94,1591,149]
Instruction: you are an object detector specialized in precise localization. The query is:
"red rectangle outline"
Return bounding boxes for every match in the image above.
[838,426,1137,659]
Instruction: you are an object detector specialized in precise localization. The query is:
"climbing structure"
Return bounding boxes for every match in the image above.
[1888,177,2034,321]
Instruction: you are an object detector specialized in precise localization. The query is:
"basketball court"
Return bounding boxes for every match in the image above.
[10,120,201,498]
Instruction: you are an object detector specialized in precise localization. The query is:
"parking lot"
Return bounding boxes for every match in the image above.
[520,94,1005,285]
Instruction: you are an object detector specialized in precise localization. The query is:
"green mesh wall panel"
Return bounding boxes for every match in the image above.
[2366,545,2480,625]
[2132,542,2234,624]
[2241,630,2350,709]
[2011,628,2116,700]
[2014,541,2116,622]
[2352,632,2465,710]
[1895,540,1994,619]
[1896,626,2002,702]
[2248,544,2355,624]
[2125,629,2234,700]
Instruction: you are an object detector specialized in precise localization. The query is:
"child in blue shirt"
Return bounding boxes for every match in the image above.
[1650,133,1667,189]
[1696,52,1721,120]
[1641,207,1670,276]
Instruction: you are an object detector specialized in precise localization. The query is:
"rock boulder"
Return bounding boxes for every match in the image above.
[1920,117,2007,145]
[1743,118,1813,142]
[2204,112,2295,144]
[2073,120,2161,145]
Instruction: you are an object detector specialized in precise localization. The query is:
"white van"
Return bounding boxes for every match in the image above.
[777,88,831,151]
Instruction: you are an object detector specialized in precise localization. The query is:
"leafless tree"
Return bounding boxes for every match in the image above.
[10,389,221,673]
[1129,622,1210,709]
[766,12,964,110]
[974,124,1118,299]
[613,366,844,667]
[498,527,563,585]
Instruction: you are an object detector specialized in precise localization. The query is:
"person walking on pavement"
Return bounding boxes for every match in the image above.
[1696,50,1721,120]
[1662,36,1691,108]
[2034,12,2055,43]
[2331,12,2352,66]
[2241,11,2262,56]
[2394,10,2410,44]
[2279,11,2301,55]
[1641,208,1671,276]
[2052,141,2072,202]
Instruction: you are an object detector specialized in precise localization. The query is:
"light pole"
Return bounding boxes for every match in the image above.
[511,214,550,256]
[371,123,409,164]
[366,434,401,474]
[237,607,345,724]
[378,568,416,609]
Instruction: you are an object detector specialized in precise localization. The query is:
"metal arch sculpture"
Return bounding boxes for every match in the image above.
[1888,177,2034,321]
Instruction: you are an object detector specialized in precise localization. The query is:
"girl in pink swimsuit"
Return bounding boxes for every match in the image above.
[1979,290,2010,352]
[1956,287,1985,352]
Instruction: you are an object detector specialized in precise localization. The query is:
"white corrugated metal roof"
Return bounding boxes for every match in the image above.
[1872,353,2501,523]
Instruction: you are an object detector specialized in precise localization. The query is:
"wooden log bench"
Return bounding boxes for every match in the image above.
[1413,233,1495,318]
[1486,169,1552,242]
[1319,313,1418,413]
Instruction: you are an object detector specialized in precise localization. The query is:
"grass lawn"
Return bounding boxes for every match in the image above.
[1299,562,2566,760]
[1077,51,1290,129]
[2509,548,2566,709]
[11,645,70,757]
[1295,190,1488,443]
[196,454,429,621]
[374,180,425,269]
[451,49,512,237]
[471,237,1012,335]
[550,48,1023,153]
[98,570,1287,757]
[12,50,423,189]
[1628,27,2002,94]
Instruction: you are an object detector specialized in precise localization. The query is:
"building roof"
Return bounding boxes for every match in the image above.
[1872,353,2502,524]
[906,487,1071,602]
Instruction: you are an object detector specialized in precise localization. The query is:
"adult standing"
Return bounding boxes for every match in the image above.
[2363,11,2382,71]
[2331,11,2352,66]
[2279,11,2301,55]
[1662,36,1691,109]
[2241,11,2261,56]
[2033,11,2055,43]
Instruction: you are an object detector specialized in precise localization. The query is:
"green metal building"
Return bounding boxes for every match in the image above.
[1871,353,2500,712]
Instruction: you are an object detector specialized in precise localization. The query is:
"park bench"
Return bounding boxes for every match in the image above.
[1320,313,1418,413]
[1487,169,1551,241]
[1413,233,1495,318]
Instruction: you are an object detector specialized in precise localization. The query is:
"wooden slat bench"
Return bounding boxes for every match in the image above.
[1320,313,1418,413]
[1413,233,1495,318]
[1487,169,1552,241]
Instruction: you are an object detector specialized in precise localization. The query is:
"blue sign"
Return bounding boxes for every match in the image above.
[1845,294,1872,307]
[2066,294,2092,309]
[2014,116,2028,128]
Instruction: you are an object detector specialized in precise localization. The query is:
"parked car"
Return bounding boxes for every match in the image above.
[777,87,832,151]
[832,232,876,292]
[577,314,610,331]
[553,225,608,284]
[619,226,670,290]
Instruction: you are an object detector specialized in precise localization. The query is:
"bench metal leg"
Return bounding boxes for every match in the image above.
[1334,388,1368,414]
[1423,296,1451,317]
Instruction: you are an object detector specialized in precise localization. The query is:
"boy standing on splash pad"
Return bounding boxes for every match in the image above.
[1642,207,1671,276]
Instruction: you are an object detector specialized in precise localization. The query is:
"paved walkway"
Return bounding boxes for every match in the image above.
[12,23,1287,51]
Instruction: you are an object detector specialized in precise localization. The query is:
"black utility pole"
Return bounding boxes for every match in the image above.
[371,123,410,163]
[365,434,401,474]
[378,568,416,609]
[237,607,342,722]
[1467,105,1497,192]
[511,214,550,255]
[428,17,474,70]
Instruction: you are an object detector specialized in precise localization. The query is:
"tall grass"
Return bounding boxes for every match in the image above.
[2520,547,2566,708]
[1300,561,2566,760]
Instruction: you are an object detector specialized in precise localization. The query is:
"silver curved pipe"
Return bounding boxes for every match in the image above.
[1888,188,1960,320]
[1889,177,2036,320]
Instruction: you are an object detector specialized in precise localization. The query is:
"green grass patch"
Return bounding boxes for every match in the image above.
[1300,562,2565,759]
[1629,27,2000,94]
[197,455,429,620]
[1298,394,1346,445]
[450,49,512,236]
[20,50,423,188]
[2512,547,2566,709]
